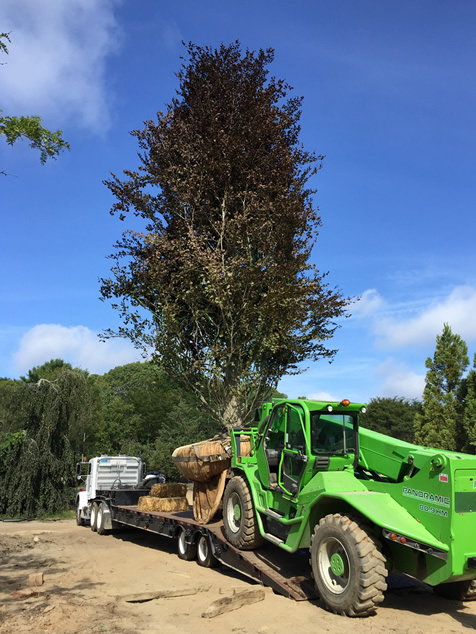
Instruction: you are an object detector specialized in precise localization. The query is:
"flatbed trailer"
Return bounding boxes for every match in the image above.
[89,487,317,602]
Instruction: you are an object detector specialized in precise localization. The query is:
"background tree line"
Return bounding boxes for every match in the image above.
[1,322,475,518]
[0,359,220,518]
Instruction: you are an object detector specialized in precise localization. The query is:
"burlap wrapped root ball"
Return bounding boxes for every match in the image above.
[171,439,231,482]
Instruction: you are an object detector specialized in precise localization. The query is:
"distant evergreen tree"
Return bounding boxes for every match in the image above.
[414,324,469,450]
[462,354,476,452]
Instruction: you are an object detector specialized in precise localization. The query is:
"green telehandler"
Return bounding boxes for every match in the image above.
[222,398,476,616]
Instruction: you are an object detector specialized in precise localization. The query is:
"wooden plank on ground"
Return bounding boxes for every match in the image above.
[201,588,266,618]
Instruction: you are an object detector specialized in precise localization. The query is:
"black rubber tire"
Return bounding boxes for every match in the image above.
[177,529,197,561]
[90,502,98,532]
[310,513,387,617]
[196,534,218,568]
[76,505,84,526]
[223,475,264,550]
[97,503,107,535]
[434,579,476,601]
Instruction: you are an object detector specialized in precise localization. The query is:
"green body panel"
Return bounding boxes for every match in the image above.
[230,398,476,587]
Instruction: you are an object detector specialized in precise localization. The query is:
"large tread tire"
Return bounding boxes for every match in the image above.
[177,529,197,561]
[90,502,98,532]
[434,579,476,601]
[196,534,218,568]
[97,503,107,535]
[310,513,387,617]
[223,475,264,550]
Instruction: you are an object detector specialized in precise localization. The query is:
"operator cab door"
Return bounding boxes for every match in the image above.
[258,403,308,497]
[279,404,308,497]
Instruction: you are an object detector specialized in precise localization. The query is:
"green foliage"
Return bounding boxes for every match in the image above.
[462,355,476,451]
[414,324,469,451]
[0,113,70,164]
[91,361,219,478]
[361,397,421,443]
[0,377,26,434]
[0,371,89,517]
[21,359,75,383]
[0,31,70,166]
[101,41,349,429]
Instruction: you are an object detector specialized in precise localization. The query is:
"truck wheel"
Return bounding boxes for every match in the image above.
[434,579,476,601]
[310,513,387,617]
[177,529,197,561]
[196,534,218,568]
[97,503,107,535]
[223,475,264,550]
[90,502,99,532]
[76,505,84,526]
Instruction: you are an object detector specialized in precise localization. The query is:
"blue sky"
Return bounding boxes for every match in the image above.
[1,0,475,403]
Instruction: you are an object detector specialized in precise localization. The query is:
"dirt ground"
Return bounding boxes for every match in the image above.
[1,519,476,634]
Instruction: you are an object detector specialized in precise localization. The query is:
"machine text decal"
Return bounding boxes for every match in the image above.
[402,487,450,508]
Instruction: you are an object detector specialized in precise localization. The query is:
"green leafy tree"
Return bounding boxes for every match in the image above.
[101,41,349,429]
[0,377,25,434]
[92,361,218,478]
[21,358,74,383]
[0,32,70,168]
[414,324,469,450]
[462,354,476,451]
[0,371,90,517]
[361,396,421,443]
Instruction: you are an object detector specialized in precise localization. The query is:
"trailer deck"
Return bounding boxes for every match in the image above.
[98,488,317,602]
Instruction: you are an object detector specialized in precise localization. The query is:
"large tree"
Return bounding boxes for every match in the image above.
[414,324,469,450]
[0,32,69,168]
[101,42,349,428]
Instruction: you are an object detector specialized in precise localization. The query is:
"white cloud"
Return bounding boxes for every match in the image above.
[13,324,143,375]
[351,289,385,317]
[375,285,476,348]
[306,391,343,403]
[375,358,425,400]
[0,0,122,132]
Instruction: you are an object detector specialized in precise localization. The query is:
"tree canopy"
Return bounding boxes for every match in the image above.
[0,31,70,168]
[361,396,421,443]
[414,324,469,450]
[101,41,349,428]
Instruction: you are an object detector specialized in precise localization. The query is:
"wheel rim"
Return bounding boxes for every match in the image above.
[226,492,241,534]
[198,536,208,561]
[178,530,187,554]
[318,537,350,595]
[98,506,103,528]
[91,505,96,527]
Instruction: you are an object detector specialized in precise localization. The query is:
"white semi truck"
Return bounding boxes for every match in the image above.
[75,455,145,529]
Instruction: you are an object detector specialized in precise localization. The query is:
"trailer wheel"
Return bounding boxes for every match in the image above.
[90,502,99,532]
[310,513,387,617]
[196,534,218,568]
[177,529,197,561]
[434,579,476,601]
[97,503,107,535]
[223,475,264,550]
